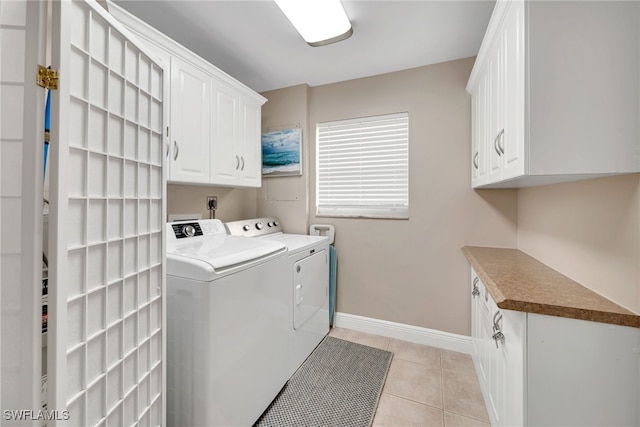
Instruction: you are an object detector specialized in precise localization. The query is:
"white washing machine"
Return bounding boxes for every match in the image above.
[165,219,290,427]
[226,217,330,378]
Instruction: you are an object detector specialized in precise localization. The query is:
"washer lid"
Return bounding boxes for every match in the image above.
[167,234,286,281]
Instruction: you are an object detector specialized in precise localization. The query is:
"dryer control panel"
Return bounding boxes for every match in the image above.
[226,217,284,237]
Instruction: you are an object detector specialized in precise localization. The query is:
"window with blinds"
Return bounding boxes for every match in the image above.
[317,112,409,218]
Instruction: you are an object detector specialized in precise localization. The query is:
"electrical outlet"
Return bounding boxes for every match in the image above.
[207,196,218,210]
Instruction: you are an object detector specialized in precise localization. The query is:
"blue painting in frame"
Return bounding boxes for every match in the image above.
[261,128,302,177]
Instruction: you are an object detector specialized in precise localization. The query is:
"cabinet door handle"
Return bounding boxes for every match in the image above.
[173,141,179,161]
[235,155,240,170]
[497,129,505,154]
[473,152,479,169]
[472,277,480,297]
[492,310,503,331]
[240,156,245,171]
[494,133,501,156]
[492,330,505,348]
[492,310,504,348]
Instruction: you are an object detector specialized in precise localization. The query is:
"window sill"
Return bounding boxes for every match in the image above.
[316,208,409,220]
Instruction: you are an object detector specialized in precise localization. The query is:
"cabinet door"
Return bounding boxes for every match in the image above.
[472,270,526,427]
[236,97,262,187]
[487,39,503,183]
[487,301,502,424]
[210,81,239,185]
[501,0,526,181]
[211,84,263,188]
[479,280,492,386]
[486,0,525,186]
[501,309,525,426]
[484,297,525,427]
[470,270,481,358]
[471,78,488,187]
[169,57,211,183]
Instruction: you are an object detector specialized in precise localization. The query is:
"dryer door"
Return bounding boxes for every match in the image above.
[293,250,329,330]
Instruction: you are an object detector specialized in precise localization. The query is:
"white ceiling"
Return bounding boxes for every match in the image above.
[113,0,495,93]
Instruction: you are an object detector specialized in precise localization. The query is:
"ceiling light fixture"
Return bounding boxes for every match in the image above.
[274,0,353,47]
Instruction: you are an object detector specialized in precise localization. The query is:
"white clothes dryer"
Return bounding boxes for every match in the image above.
[165,219,289,427]
[226,217,330,378]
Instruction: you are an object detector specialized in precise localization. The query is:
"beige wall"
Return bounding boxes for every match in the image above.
[255,58,520,336]
[517,174,640,313]
[258,85,311,234]
[305,58,518,336]
[166,184,257,223]
[167,57,640,337]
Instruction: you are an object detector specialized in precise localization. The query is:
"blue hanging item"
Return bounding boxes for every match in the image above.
[329,245,337,326]
[43,87,51,183]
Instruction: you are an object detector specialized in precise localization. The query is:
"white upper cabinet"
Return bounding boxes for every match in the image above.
[500,2,525,181]
[467,0,639,188]
[170,57,212,183]
[211,82,239,185]
[486,33,505,183]
[237,97,263,187]
[109,3,267,188]
[471,70,489,187]
[211,83,262,187]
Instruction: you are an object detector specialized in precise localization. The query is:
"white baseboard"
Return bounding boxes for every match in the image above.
[334,312,472,354]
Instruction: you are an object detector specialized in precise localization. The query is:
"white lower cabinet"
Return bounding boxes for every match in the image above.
[471,269,525,426]
[470,267,640,426]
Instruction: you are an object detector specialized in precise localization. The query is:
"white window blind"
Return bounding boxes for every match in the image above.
[317,112,409,218]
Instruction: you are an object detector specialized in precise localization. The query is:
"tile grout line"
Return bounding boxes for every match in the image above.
[444,408,491,424]
[339,328,489,426]
[382,391,444,411]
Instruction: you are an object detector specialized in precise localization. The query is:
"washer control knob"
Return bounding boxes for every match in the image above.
[182,225,196,237]
[273,220,279,227]
[267,222,273,227]
[242,225,251,232]
[256,222,264,230]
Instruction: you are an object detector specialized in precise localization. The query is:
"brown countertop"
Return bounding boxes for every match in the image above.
[462,246,640,328]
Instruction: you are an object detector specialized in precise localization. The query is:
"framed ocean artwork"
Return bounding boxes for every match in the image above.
[261,128,302,177]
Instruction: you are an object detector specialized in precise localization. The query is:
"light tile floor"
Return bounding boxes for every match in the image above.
[328,327,490,427]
